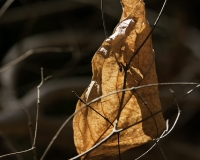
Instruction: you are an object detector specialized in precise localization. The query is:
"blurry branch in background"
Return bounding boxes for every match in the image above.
[0,0,85,24]
[0,0,14,19]
[0,47,73,74]
[0,0,121,25]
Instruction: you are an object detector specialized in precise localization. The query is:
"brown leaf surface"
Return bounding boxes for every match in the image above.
[73,0,165,159]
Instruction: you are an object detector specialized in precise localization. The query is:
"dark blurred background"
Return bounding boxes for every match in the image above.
[0,0,200,159]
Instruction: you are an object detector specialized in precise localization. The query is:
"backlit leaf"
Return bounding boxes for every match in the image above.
[73,0,165,159]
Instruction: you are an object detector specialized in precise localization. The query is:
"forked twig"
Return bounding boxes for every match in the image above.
[32,68,42,148]
[162,89,181,138]
[135,120,170,160]
[0,68,51,159]
[69,120,123,160]
[135,89,181,160]
[38,82,199,160]
[31,69,51,158]
[32,68,51,159]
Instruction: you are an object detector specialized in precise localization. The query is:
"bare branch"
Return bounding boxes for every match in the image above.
[32,68,51,160]
[21,106,37,160]
[0,147,34,159]
[41,82,198,160]
[101,0,108,38]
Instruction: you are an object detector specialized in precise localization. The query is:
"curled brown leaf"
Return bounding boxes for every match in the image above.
[73,0,165,159]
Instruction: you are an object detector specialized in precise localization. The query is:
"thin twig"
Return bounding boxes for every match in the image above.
[0,147,34,158]
[117,133,121,160]
[127,0,167,67]
[135,99,181,160]
[162,89,181,138]
[154,140,168,160]
[40,99,75,160]
[0,0,14,19]
[152,89,181,160]
[101,0,108,38]
[72,91,113,125]
[32,68,51,160]
[21,106,37,160]
[32,68,44,149]
[40,117,70,160]
[134,90,159,138]
[114,65,127,159]
[135,120,169,160]
[21,106,34,146]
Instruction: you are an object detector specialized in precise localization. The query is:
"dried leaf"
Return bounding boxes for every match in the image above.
[73,0,165,159]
